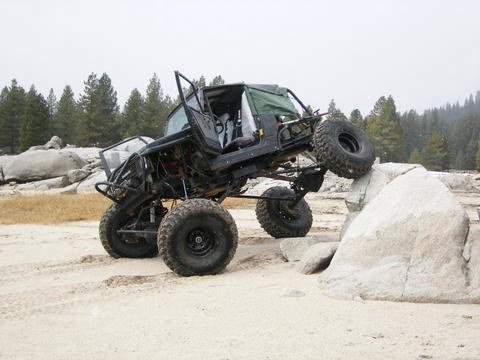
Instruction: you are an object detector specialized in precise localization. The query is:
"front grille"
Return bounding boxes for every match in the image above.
[107,154,145,201]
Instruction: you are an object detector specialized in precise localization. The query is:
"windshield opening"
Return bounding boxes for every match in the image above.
[100,137,152,175]
[165,92,202,136]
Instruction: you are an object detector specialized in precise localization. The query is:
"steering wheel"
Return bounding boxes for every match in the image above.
[214,115,225,134]
[215,121,224,134]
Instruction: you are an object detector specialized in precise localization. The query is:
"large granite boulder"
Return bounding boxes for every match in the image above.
[76,170,107,193]
[280,233,339,261]
[341,163,421,238]
[430,171,479,192]
[14,176,69,191]
[64,146,102,164]
[67,168,91,183]
[0,155,17,182]
[3,150,86,182]
[27,135,63,151]
[344,162,421,213]
[463,224,480,299]
[297,242,338,275]
[319,167,478,303]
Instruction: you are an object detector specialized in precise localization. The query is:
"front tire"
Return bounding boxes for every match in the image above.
[255,186,312,238]
[99,203,158,258]
[158,199,238,276]
[313,119,375,179]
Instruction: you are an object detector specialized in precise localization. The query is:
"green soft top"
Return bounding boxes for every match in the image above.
[203,83,300,118]
[244,84,300,118]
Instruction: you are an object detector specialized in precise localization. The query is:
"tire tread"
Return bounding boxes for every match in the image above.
[313,119,375,179]
[255,187,312,238]
[158,199,238,276]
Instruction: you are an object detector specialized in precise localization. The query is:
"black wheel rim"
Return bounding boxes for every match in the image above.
[338,132,360,153]
[278,201,300,222]
[186,228,215,256]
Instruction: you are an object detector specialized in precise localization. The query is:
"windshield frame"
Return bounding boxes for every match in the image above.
[164,91,203,136]
[99,136,150,177]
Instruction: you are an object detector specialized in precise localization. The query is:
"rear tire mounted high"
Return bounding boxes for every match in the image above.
[99,203,158,258]
[158,199,238,276]
[255,186,312,238]
[313,119,375,179]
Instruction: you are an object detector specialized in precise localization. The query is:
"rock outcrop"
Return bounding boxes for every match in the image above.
[430,171,479,192]
[67,169,90,183]
[27,135,63,151]
[3,150,86,182]
[297,242,338,275]
[0,136,105,194]
[15,176,70,191]
[76,171,107,194]
[280,233,339,261]
[340,162,479,238]
[463,224,480,297]
[319,166,479,303]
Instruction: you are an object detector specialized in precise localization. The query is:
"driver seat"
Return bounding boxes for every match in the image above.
[216,113,233,147]
[216,112,257,153]
[222,135,257,153]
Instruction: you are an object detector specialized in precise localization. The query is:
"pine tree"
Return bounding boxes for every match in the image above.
[454,150,466,170]
[96,73,120,145]
[19,86,50,150]
[476,142,480,171]
[0,87,7,152]
[77,73,119,146]
[142,73,171,138]
[400,109,422,157]
[0,80,26,153]
[55,85,78,145]
[408,148,422,164]
[121,88,144,137]
[77,73,99,145]
[209,75,225,86]
[0,87,7,102]
[421,131,449,170]
[465,137,478,169]
[326,99,347,121]
[194,76,206,88]
[350,109,364,129]
[365,95,405,162]
[46,88,56,136]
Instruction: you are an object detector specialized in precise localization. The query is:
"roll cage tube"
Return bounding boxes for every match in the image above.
[175,71,203,114]
[174,71,219,131]
[286,89,312,116]
[99,136,150,177]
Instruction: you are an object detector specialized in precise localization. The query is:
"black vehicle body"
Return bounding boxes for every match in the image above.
[95,71,374,274]
[97,72,327,219]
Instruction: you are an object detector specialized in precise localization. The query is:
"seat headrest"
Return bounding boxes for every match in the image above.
[218,113,230,122]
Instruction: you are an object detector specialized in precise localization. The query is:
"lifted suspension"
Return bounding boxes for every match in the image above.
[228,167,327,205]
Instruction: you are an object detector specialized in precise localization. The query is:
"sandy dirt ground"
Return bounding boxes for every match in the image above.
[1,193,480,359]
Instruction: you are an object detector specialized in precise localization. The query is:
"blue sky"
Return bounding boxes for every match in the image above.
[1,0,479,115]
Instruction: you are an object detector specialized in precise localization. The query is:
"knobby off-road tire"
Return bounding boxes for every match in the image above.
[99,203,158,258]
[255,186,312,238]
[313,119,375,179]
[158,199,238,276]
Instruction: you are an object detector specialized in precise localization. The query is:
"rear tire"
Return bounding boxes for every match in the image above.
[313,119,375,179]
[99,203,158,258]
[158,199,238,276]
[255,186,312,238]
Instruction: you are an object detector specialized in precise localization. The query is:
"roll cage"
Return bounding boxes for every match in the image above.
[171,71,324,170]
[96,71,329,208]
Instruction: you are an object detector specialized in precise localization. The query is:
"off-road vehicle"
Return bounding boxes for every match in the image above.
[96,71,375,276]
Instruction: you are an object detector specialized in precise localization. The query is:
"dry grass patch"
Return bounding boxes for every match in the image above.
[0,194,255,224]
[222,197,256,208]
[0,194,111,224]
